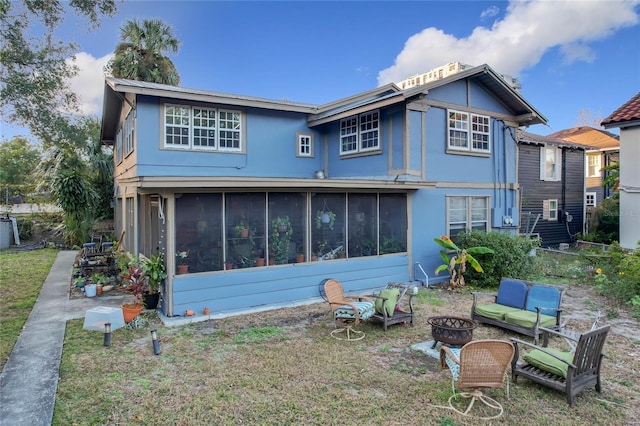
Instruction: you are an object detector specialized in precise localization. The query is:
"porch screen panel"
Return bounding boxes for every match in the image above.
[379,194,407,254]
[175,193,223,273]
[348,194,378,257]
[225,193,266,269]
[311,193,346,260]
[268,192,306,264]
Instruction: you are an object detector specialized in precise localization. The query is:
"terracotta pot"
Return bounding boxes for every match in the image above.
[185,309,194,317]
[203,307,210,315]
[122,303,143,323]
[240,228,249,238]
[268,258,275,266]
[338,253,346,259]
[296,255,305,263]
[96,285,103,296]
[226,263,234,270]
[177,264,189,275]
[256,258,265,267]
[311,256,317,261]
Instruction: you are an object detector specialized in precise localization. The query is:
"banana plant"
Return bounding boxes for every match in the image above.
[434,235,494,289]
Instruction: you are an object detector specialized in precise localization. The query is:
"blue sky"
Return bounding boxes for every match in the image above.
[2,0,640,142]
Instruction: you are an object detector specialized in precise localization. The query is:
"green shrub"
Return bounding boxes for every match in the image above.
[588,197,619,244]
[456,230,541,288]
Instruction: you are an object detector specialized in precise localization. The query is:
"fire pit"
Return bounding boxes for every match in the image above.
[428,316,477,348]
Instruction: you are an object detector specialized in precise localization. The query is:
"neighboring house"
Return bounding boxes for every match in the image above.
[517,130,586,247]
[602,92,640,250]
[100,64,546,317]
[547,127,619,215]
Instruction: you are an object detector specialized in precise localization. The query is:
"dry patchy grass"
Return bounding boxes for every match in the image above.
[54,283,639,425]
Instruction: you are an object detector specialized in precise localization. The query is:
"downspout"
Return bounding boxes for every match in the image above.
[561,147,567,224]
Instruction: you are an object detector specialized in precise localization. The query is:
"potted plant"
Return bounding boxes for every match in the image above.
[315,209,335,230]
[121,265,148,322]
[90,272,107,296]
[270,216,293,264]
[336,247,346,259]
[233,221,250,238]
[142,253,166,309]
[176,250,189,274]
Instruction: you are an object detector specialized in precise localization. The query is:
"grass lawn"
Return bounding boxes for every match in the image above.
[0,248,58,370]
[3,249,638,425]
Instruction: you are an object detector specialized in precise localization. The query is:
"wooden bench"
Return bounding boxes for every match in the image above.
[471,278,564,344]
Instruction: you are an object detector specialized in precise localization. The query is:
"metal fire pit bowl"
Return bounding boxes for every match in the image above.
[427,316,477,349]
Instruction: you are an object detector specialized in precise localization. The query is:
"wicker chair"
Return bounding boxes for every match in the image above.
[511,325,610,406]
[438,340,515,420]
[324,279,374,341]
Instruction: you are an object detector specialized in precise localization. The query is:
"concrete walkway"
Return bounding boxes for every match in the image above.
[0,250,128,426]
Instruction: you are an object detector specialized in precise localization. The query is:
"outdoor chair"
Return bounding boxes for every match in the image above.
[511,325,610,406]
[324,279,374,341]
[436,340,515,420]
[369,282,416,331]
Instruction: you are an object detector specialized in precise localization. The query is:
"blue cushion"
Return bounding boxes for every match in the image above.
[495,279,528,309]
[525,285,561,316]
[334,301,375,321]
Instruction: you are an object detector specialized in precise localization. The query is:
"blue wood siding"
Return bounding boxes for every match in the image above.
[408,110,423,172]
[172,254,409,315]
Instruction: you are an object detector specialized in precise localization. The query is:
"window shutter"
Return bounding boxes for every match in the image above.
[542,200,550,220]
[555,148,562,181]
[539,148,545,180]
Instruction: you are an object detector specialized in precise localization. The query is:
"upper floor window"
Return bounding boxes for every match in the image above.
[447,110,491,154]
[124,111,134,156]
[164,104,242,152]
[586,192,596,207]
[296,132,314,157]
[115,127,123,164]
[586,153,601,177]
[340,111,379,155]
[540,146,562,181]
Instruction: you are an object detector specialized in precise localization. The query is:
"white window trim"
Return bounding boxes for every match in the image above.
[540,145,562,181]
[340,110,380,156]
[447,109,491,154]
[543,199,558,221]
[445,195,491,236]
[296,132,314,158]
[163,104,243,152]
[586,153,601,178]
[115,127,123,164]
[586,192,597,207]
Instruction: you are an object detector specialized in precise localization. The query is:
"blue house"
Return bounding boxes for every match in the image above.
[100,64,546,318]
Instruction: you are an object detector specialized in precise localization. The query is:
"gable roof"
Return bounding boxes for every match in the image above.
[517,129,586,150]
[547,126,619,151]
[601,92,640,129]
[308,64,547,127]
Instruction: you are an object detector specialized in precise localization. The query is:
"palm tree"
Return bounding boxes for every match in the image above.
[107,19,180,86]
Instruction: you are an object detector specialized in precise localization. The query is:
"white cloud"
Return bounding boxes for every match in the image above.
[66,52,114,115]
[378,0,639,85]
[480,6,500,20]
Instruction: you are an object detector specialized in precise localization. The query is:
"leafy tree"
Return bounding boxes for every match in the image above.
[106,19,181,85]
[0,137,41,186]
[0,0,117,146]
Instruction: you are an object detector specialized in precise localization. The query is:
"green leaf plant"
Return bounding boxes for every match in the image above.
[434,235,494,290]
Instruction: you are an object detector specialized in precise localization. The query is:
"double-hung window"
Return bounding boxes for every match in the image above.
[296,132,313,157]
[540,145,562,181]
[164,104,242,151]
[586,153,601,177]
[340,110,379,155]
[447,109,491,154]
[447,196,490,239]
[124,112,134,156]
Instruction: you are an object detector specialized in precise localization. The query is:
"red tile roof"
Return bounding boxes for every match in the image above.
[601,92,640,128]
